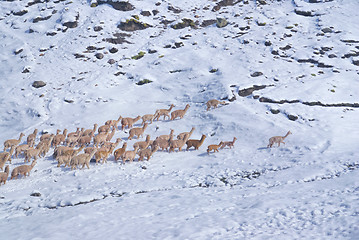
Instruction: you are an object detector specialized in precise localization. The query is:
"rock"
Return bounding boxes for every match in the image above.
[97,1,134,11]
[216,18,228,28]
[30,192,41,197]
[321,27,333,33]
[238,85,268,97]
[136,79,153,85]
[201,19,217,27]
[141,11,151,16]
[108,59,116,64]
[172,18,197,29]
[264,41,272,46]
[270,109,280,114]
[109,47,118,53]
[95,53,104,59]
[174,42,184,48]
[212,0,238,12]
[32,81,46,88]
[294,9,313,17]
[250,72,263,77]
[118,19,151,31]
[152,10,159,16]
[287,114,298,121]
[93,26,103,32]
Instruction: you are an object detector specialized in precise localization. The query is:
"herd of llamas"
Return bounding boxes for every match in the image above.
[0,99,291,186]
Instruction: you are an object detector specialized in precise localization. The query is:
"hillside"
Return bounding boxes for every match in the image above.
[0,0,358,239]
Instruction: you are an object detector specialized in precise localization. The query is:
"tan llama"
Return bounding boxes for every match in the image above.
[220,137,237,149]
[128,123,148,140]
[121,146,139,163]
[177,127,195,140]
[267,131,292,148]
[93,132,109,147]
[206,99,227,111]
[82,124,98,136]
[52,129,68,147]
[169,134,190,153]
[11,160,37,179]
[0,165,10,185]
[121,116,141,130]
[133,135,151,150]
[94,146,116,164]
[15,144,31,158]
[4,133,25,151]
[98,124,111,134]
[105,116,122,130]
[70,149,97,170]
[105,128,116,142]
[152,134,173,152]
[27,129,38,148]
[114,142,127,162]
[186,134,207,150]
[141,112,158,126]
[170,104,190,120]
[207,142,224,154]
[56,146,83,167]
[78,132,94,147]
[157,129,174,141]
[138,145,159,161]
[0,152,11,170]
[154,104,175,121]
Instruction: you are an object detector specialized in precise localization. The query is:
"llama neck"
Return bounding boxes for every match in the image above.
[283,131,290,139]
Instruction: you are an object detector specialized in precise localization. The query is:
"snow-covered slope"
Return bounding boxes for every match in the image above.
[0,0,358,239]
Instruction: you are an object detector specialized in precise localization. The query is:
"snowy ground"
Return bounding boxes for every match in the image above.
[0,0,358,239]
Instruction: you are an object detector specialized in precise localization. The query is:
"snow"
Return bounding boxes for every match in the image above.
[0,0,358,239]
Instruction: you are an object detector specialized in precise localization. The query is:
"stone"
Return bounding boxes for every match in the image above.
[216,18,228,28]
[32,81,46,88]
[95,53,104,59]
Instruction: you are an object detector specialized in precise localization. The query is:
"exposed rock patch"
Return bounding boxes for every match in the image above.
[32,81,46,88]
[118,19,151,31]
[97,1,135,11]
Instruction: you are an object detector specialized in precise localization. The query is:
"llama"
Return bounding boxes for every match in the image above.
[121,146,139,163]
[141,112,158,126]
[98,124,111,134]
[121,116,141,130]
[94,146,116,164]
[186,134,207,150]
[170,104,190,120]
[27,129,38,148]
[82,124,98,136]
[207,142,224,154]
[152,134,173,151]
[154,104,175,121]
[114,142,127,162]
[0,152,11,170]
[70,149,97,170]
[177,127,195,140]
[11,160,37,179]
[105,128,116,142]
[220,137,237,149]
[52,129,68,147]
[128,123,148,140]
[56,146,84,167]
[169,134,190,153]
[267,131,292,148]
[4,133,25,151]
[157,129,174,141]
[206,99,227,111]
[105,116,122,130]
[133,135,151,150]
[138,145,159,161]
[15,144,31,158]
[93,132,109,147]
[78,132,94,147]
[0,165,10,185]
